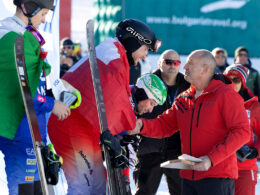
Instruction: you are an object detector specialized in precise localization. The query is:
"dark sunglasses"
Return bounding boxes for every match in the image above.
[164,59,181,66]
[231,77,241,84]
[238,53,248,57]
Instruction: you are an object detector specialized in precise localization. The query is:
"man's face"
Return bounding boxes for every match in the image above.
[137,99,158,115]
[183,53,204,84]
[215,55,226,67]
[31,8,49,29]
[236,51,248,65]
[132,45,149,65]
[159,53,181,75]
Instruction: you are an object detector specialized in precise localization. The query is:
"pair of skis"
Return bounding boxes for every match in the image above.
[86,20,131,195]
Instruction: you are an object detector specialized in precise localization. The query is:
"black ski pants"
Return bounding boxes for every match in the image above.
[133,152,181,195]
[181,177,234,195]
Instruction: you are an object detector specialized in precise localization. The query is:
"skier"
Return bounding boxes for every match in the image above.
[224,64,260,195]
[48,19,161,194]
[0,0,79,194]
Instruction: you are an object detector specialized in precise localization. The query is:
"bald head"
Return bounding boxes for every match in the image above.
[189,49,216,75]
[158,49,181,81]
[184,49,216,90]
[159,49,180,62]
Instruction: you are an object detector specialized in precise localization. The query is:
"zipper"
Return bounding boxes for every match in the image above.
[190,100,196,180]
[196,103,202,128]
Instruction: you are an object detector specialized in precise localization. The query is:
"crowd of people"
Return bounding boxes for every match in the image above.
[0,0,260,195]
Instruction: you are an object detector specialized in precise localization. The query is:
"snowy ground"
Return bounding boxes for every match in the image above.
[130,161,260,194]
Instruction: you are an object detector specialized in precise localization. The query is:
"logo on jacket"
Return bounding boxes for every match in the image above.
[26,169,36,173]
[26,158,37,165]
[26,148,35,156]
[201,0,249,13]
[25,176,34,181]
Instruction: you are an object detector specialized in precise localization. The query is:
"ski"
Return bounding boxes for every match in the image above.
[86,19,131,195]
[14,36,53,195]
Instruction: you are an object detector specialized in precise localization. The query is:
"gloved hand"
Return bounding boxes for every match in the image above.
[100,130,129,169]
[247,147,258,159]
[69,90,82,109]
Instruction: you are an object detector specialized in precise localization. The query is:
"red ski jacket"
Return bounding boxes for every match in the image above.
[53,38,136,135]
[237,89,260,171]
[141,78,250,180]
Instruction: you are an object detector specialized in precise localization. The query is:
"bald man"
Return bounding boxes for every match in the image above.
[129,49,250,195]
[133,50,190,195]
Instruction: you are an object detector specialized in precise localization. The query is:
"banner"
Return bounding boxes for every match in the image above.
[124,0,260,57]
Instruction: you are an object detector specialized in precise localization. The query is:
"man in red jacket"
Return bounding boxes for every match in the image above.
[129,49,250,195]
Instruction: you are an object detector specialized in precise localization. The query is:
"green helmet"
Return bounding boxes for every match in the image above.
[136,74,167,105]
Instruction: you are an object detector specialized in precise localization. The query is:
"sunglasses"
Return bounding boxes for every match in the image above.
[231,77,241,84]
[26,25,45,46]
[238,53,248,57]
[163,59,181,66]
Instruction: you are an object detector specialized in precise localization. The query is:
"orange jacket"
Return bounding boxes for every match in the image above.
[141,78,250,180]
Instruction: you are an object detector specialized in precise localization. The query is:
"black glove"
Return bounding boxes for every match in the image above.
[247,147,258,159]
[100,130,129,169]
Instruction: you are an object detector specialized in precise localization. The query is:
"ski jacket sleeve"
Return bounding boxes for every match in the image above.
[140,105,179,138]
[208,89,250,167]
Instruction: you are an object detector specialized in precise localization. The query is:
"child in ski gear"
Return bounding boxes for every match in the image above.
[234,46,260,100]
[0,0,70,194]
[224,64,260,195]
[129,50,251,195]
[48,19,161,195]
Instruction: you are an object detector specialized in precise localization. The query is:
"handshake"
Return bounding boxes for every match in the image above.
[127,119,143,135]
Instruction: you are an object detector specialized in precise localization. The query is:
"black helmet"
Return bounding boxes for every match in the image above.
[116,19,161,65]
[14,0,55,17]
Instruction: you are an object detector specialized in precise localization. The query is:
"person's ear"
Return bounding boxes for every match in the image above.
[202,64,209,74]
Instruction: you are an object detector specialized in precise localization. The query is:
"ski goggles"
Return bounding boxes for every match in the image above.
[26,25,45,46]
[215,49,227,56]
[163,59,181,66]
